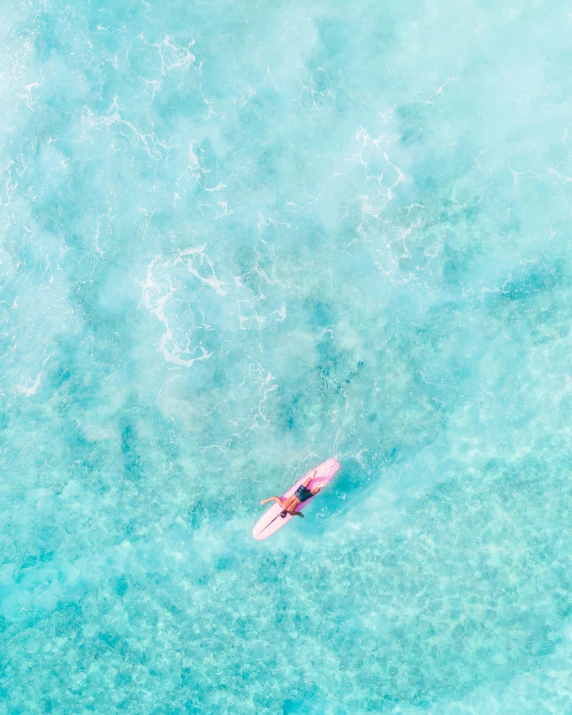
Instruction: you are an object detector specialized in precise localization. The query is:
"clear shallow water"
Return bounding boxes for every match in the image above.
[2,0,572,712]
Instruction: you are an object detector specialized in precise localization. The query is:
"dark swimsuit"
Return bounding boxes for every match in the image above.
[294,484,313,503]
[280,484,314,518]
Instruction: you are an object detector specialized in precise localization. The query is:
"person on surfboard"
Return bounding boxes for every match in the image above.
[260,470,322,519]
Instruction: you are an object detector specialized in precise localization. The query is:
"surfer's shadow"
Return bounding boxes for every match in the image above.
[307,490,350,532]
[313,492,346,519]
[308,463,366,528]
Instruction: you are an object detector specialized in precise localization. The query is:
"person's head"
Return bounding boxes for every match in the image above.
[280,510,288,518]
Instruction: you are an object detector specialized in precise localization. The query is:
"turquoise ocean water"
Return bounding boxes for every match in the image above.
[2,0,572,712]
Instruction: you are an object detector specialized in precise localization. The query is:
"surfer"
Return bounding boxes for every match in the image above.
[260,470,322,518]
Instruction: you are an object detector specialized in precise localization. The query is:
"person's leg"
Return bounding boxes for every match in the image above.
[303,470,317,488]
[280,497,299,518]
[283,495,299,510]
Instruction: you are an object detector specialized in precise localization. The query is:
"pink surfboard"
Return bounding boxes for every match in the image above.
[253,458,341,540]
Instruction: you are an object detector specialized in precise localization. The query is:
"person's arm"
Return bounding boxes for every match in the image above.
[260,496,285,506]
[310,487,322,496]
[292,511,305,518]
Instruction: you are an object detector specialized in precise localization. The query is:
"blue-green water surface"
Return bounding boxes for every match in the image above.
[3,0,572,712]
